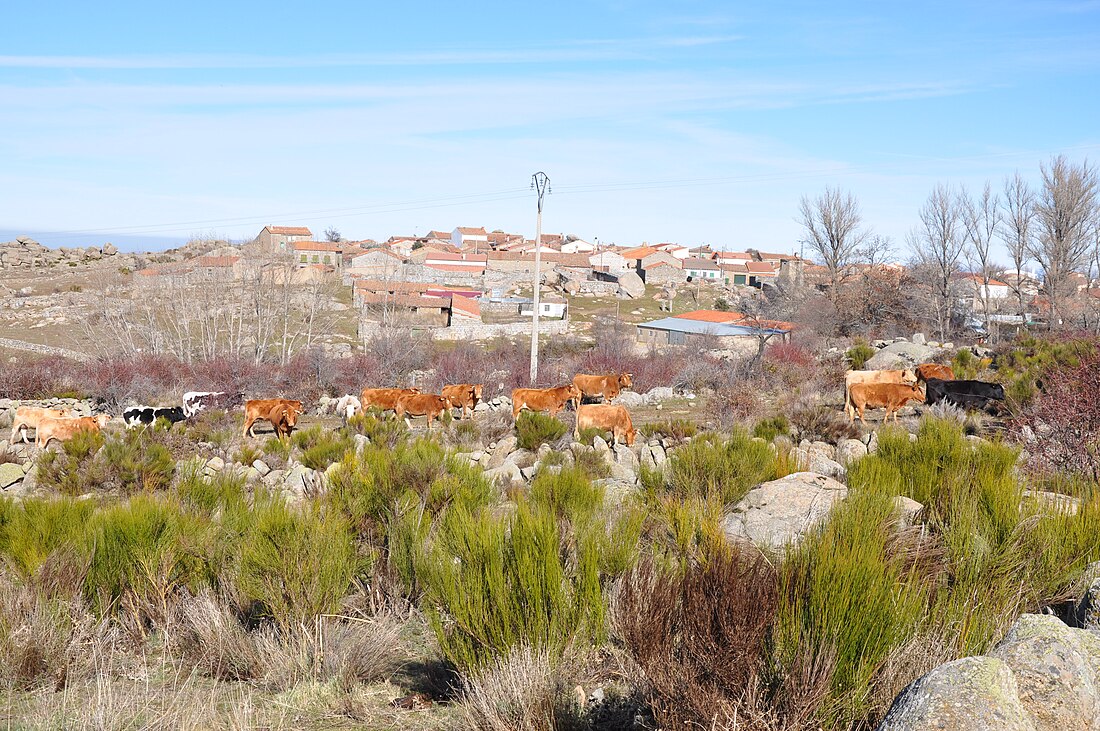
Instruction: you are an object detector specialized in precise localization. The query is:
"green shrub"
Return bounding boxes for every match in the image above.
[515,412,568,451]
[653,431,781,505]
[35,430,107,495]
[576,426,604,444]
[292,425,354,470]
[0,498,94,579]
[98,429,175,494]
[639,418,699,441]
[790,404,860,442]
[235,444,262,467]
[846,339,875,370]
[346,412,408,448]
[574,448,612,479]
[83,496,213,622]
[452,419,481,449]
[753,415,790,442]
[237,495,357,629]
[419,501,604,670]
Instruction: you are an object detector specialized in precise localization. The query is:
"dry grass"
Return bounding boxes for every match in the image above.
[458,645,587,731]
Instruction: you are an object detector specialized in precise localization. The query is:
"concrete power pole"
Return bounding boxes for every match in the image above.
[529,171,550,384]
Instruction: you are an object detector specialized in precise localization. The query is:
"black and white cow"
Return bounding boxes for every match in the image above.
[182,391,232,417]
[123,405,189,429]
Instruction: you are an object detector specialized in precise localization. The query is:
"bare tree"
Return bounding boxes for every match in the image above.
[324,226,342,243]
[797,187,869,306]
[999,172,1036,322]
[960,182,1002,339]
[1029,155,1100,327]
[909,184,964,340]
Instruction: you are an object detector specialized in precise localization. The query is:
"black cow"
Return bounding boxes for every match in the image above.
[123,406,188,429]
[924,378,1005,412]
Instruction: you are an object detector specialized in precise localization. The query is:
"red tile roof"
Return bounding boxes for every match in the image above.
[359,293,449,308]
[675,310,745,324]
[265,226,312,236]
[426,263,487,273]
[620,246,660,260]
[449,295,482,318]
[684,257,720,270]
[354,280,430,294]
[745,262,779,274]
[193,255,239,268]
[293,241,343,253]
[455,226,488,236]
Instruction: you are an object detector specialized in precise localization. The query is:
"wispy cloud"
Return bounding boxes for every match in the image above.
[0,35,741,70]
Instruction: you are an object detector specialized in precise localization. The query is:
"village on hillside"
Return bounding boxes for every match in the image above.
[4,221,1098,362]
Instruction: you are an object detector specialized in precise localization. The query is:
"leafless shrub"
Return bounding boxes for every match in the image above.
[459,645,587,731]
[612,550,803,731]
[172,591,260,681]
[789,403,860,443]
[0,572,97,691]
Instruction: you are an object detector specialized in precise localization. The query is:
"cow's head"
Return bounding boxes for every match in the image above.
[472,384,484,401]
[336,394,362,421]
[94,414,111,428]
[284,402,303,427]
[901,369,918,385]
[567,384,582,401]
[619,373,634,389]
[624,426,637,446]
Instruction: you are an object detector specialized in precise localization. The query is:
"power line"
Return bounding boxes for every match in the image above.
[27,187,531,238]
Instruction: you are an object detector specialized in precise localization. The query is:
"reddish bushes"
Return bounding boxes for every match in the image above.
[1013,350,1100,480]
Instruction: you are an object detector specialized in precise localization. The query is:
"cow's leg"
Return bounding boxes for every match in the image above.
[242,416,255,439]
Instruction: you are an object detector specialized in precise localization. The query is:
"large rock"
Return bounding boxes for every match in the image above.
[793,448,847,480]
[878,657,1036,731]
[865,341,936,370]
[990,614,1100,730]
[484,436,518,470]
[614,391,648,408]
[484,461,523,486]
[879,614,1100,731]
[836,438,868,467]
[722,472,848,551]
[0,462,25,489]
[616,271,645,299]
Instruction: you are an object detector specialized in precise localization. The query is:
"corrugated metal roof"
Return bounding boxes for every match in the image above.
[637,317,788,336]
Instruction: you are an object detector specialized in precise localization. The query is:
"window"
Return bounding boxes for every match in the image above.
[324,255,331,264]
[300,255,307,263]
[312,255,320,263]
[543,304,551,312]
[734,274,746,285]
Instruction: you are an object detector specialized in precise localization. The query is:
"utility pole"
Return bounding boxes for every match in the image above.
[529,171,550,384]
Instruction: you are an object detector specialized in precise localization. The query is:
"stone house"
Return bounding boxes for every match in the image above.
[292,241,344,270]
[256,225,313,253]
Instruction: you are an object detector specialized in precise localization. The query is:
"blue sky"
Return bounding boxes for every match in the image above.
[2,1,1099,256]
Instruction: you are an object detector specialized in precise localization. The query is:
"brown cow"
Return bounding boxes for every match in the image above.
[394,393,452,430]
[360,387,421,415]
[242,399,303,440]
[572,372,634,403]
[847,383,925,423]
[442,384,483,420]
[844,369,918,419]
[512,384,582,419]
[575,404,637,446]
[11,405,71,444]
[35,414,110,448]
[916,363,956,383]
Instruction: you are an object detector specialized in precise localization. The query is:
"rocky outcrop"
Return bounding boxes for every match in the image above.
[879,614,1100,731]
[0,237,121,269]
[616,271,645,299]
[865,341,937,370]
[722,471,848,551]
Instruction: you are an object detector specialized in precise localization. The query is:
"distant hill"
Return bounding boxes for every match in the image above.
[0,229,184,253]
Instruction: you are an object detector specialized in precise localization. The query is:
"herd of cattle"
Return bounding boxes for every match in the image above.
[7,363,1005,451]
[6,374,641,449]
[844,362,1006,423]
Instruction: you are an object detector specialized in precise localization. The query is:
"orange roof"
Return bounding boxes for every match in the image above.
[450,295,482,317]
[293,241,343,253]
[717,251,752,260]
[352,248,403,261]
[424,251,488,263]
[426,263,487,273]
[675,310,745,324]
[193,255,239,267]
[620,246,660,260]
[359,293,449,308]
[745,262,779,274]
[354,280,430,293]
[455,226,487,236]
[957,273,1010,287]
[266,226,312,236]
